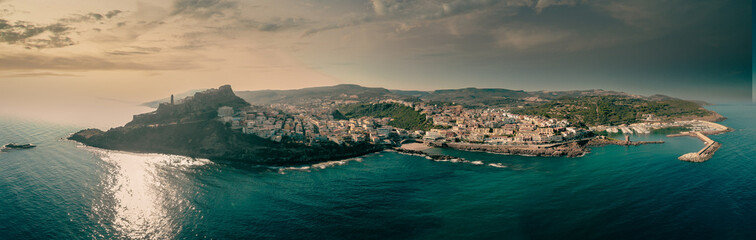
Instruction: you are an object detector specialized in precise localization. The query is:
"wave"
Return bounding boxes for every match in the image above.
[391,149,508,168]
[487,163,507,168]
[312,157,363,169]
[276,157,365,174]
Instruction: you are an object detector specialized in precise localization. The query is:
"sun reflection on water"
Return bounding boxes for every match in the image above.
[87,148,211,239]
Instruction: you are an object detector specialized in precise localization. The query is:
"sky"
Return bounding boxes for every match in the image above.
[0,0,752,126]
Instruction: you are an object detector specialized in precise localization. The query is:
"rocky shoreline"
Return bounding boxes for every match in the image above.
[585,138,665,147]
[427,141,589,157]
[69,120,387,165]
[410,137,668,158]
[391,148,463,161]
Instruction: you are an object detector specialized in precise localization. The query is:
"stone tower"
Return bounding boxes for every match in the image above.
[171,94,174,105]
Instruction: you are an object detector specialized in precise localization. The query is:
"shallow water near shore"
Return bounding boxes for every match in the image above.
[1,104,755,239]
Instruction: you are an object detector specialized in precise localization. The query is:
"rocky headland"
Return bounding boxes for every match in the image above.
[69,85,385,165]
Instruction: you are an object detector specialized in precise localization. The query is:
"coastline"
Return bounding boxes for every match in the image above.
[392,134,672,160]
[69,127,728,166]
[428,141,589,157]
[67,127,388,166]
[69,98,731,165]
[65,84,735,166]
[71,119,733,165]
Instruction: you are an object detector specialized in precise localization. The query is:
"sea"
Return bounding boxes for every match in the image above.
[1,104,754,240]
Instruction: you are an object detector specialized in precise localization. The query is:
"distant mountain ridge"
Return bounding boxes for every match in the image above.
[234,84,419,105]
[388,89,431,98]
[143,84,707,107]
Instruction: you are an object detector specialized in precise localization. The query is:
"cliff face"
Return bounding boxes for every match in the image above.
[69,85,384,165]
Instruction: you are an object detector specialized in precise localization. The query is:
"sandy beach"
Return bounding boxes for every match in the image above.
[398,142,432,151]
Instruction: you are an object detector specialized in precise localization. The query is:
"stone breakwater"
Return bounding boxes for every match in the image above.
[670,131,725,162]
[667,121,732,162]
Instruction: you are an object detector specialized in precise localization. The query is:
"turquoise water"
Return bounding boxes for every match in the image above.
[1,104,754,239]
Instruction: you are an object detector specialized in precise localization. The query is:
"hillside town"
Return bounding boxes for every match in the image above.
[216,101,595,147]
[109,85,730,163]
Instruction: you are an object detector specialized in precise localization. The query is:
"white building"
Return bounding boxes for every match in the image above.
[423,130,444,140]
[376,127,392,138]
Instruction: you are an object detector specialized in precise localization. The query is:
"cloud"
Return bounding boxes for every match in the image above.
[237,17,307,32]
[438,0,500,18]
[0,8,126,49]
[366,0,578,21]
[302,0,554,37]
[172,0,238,19]
[301,15,374,37]
[0,5,13,17]
[371,0,390,17]
[533,0,580,12]
[0,53,156,70]
[601,1,655,29]
[105,10,123,19]
[0,19,74,48]
[106,46,162,56]
[60,13,105,23]
[0,71,81,78]
[59,10,123,23]
[368,0,501,20]
[493,26,572,50]
[258,23,280,32]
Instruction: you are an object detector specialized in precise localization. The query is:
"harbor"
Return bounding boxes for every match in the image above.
[667,121,732,162]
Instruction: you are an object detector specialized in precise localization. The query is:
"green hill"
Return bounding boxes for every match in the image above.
[420,88,531,107]
[338,103,433,131]
[511,96,711,126]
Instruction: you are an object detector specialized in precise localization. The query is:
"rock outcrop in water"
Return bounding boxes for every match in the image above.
[69,85,384,165]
